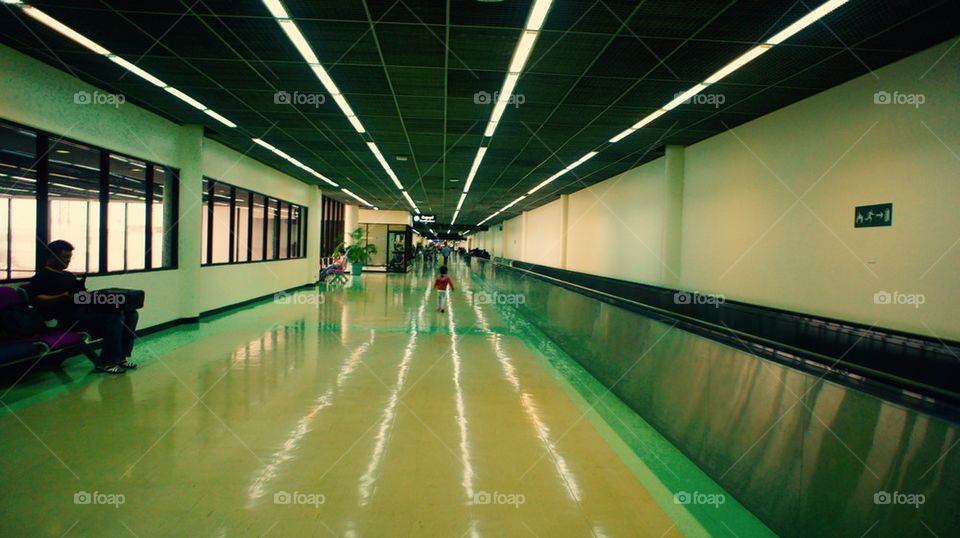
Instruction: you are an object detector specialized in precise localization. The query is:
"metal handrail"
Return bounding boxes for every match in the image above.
[479,258,960,407]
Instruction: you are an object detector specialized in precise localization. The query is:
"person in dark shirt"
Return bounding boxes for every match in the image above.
[29,240,139,374]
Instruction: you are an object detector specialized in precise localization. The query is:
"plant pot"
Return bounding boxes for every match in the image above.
[351,262,363,276]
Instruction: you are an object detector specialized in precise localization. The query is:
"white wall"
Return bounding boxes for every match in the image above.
[0,44,322,328]
[523,199,563,267]
[477,38,960,340]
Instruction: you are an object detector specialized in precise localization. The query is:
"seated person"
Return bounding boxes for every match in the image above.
[29,240,139,374]
[319,248,347,280]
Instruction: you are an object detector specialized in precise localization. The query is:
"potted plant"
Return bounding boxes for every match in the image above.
[342,227,377,276]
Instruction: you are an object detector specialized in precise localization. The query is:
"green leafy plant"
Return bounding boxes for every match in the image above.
[342,227,377,265]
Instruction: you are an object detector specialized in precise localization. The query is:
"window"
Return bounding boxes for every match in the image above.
[265,198,276,260]
[0,122,38,280]
[234,189,250,263]
[211,182,231,264]
[108,153,147,271]
[251,193,266,261]
[278,201,290,259]
[0,119,178,282]
[200,178,307,266]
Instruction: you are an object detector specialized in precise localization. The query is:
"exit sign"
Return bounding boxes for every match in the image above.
[855,203,892,228]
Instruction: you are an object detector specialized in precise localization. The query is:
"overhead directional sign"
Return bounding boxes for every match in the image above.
[855,203,892,228]
[413,214,436,223]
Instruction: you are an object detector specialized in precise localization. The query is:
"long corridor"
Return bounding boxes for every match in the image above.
[0,261,765,537]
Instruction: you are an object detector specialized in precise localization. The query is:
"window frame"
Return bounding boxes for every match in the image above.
[200,177,308,267]
[0,118,179,283]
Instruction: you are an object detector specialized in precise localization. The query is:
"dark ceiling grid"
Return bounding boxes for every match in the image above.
[663,0,955,152]
[471,0,649,214]
[360,0,433,214]
[181,1,406,208]
[476,0,739,221]
[441,0,449,224]
[2,1,958,225]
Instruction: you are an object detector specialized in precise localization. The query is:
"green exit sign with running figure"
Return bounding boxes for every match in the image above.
[855,203,892,228]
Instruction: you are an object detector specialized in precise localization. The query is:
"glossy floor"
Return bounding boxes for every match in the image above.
[0,261,768,537]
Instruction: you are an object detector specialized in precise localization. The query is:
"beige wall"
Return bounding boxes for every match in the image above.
[359,208,410,225]
[477,38,960,340]
[523,199,563,267]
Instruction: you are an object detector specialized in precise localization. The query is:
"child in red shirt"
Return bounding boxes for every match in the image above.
[434,265,455,313]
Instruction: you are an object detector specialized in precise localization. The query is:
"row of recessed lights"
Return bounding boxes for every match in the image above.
[476,0,850,228]
[450,0,553,226]
[3,0,382,210]
[261,0,417,214]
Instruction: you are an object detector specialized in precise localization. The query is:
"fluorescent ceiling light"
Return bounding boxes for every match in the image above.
[527,169,566,195]
[451,211,459,224]
[204,109,237,128]
[346,115,365,133]
[463,146,487,192]
[564,151,598,172]
[262,0,289,18]
[608,128,635,144]
[341,188,373,207]
[498,73,520,104]
[525,0,553,31]
[278,19,320,64]
[704,45,772,84]
[766,0,849,45]
[509,31,539,73]
[308,64,341,95]
[21,6,111,55]
[456,192,467,211]
[164,87,206,111]
[632,108,668,129]
[331,93,356,117]
[367,142,403,189]
[252,138,278,152]
[662,83,709,111]
[401,190,418,212]
[107,56,167,87]
[502,195,526,211]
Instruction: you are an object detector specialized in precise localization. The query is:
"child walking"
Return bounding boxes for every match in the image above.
[434,265,455,313]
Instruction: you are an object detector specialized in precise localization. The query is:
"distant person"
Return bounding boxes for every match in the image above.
[441,244,451,266]
[29,240,139,374]
[319,248,346,280]
[433,265,455,313]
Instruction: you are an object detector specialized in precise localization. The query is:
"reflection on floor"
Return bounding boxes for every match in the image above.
[0,260,769,537]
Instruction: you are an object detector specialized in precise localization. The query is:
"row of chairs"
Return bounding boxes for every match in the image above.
[0,286,100,369]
